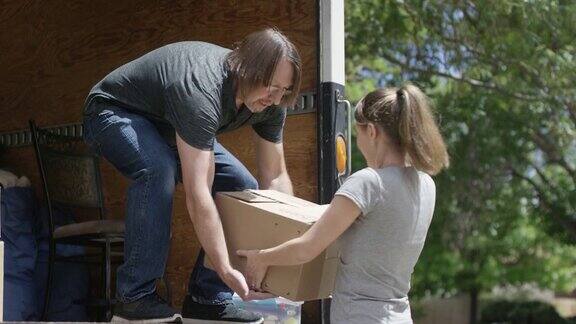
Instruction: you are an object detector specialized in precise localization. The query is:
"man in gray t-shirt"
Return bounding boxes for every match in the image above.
[85,42,287,150]
[82,28,301,323]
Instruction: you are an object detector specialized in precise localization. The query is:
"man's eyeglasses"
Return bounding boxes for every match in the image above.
[268,85,293,98]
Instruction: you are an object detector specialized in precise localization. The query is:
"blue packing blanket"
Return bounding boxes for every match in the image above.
[1,186,90,321]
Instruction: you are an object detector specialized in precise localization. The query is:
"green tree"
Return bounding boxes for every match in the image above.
[347,0,575,241]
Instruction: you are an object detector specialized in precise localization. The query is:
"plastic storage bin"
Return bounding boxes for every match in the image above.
[232,293,302,324]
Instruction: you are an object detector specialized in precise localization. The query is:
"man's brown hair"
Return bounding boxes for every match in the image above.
[227,28,302,107]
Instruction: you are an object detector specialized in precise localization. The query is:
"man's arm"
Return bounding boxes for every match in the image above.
[176,133,250,298]
[254,133,293,195]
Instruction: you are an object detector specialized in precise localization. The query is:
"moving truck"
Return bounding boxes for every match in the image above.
[0,1,350,322]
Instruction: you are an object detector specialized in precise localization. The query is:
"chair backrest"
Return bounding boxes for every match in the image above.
[29,120,105,233]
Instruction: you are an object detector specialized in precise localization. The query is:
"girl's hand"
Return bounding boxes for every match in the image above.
[236,249,268,292]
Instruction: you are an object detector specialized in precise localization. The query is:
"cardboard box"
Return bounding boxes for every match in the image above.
[208,190,339,301]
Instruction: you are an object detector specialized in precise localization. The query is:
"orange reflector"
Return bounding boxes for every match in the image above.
[336,135,347,174]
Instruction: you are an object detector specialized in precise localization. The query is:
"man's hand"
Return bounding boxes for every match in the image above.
[220,268,250,300]
[219,266,275,301]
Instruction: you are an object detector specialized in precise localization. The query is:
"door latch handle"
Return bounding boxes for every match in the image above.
[336,90,352,177]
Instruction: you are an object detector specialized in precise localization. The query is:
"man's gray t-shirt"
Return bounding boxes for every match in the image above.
[331,167,436,324]
[84,41,286,150]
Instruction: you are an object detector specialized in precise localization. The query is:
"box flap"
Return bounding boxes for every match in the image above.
[248,190,318,207]
[220,190,318,207]
[220,191,277,203]
[254,203,330,224]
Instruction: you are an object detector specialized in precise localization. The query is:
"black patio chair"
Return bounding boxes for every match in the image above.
[29,119,124,321]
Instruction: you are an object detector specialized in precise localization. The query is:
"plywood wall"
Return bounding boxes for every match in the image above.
[0,0,320,321]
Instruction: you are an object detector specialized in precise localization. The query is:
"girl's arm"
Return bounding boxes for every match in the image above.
[237,195,361,290]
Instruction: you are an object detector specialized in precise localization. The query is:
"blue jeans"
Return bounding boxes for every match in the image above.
[83,101,258,305]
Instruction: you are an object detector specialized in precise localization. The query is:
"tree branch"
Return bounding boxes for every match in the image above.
[530,131,576,183]
[378,50,541,102]
[400,1,564,106]
[509,167,576,238]
[565,100,576,127]
[528,161,560,197]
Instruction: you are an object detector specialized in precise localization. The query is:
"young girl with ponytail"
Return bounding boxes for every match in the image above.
[237,84,450,324]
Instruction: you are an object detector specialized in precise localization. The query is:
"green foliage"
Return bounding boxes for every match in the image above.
[345,0,576,301]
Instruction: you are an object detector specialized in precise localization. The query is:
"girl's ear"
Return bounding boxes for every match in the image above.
[367,122,378,140]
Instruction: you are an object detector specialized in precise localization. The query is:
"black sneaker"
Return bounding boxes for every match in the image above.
[111,292,182,323]
[181,295,263,324]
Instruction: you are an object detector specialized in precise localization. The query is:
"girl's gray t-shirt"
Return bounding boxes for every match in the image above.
[331,167,436,324]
